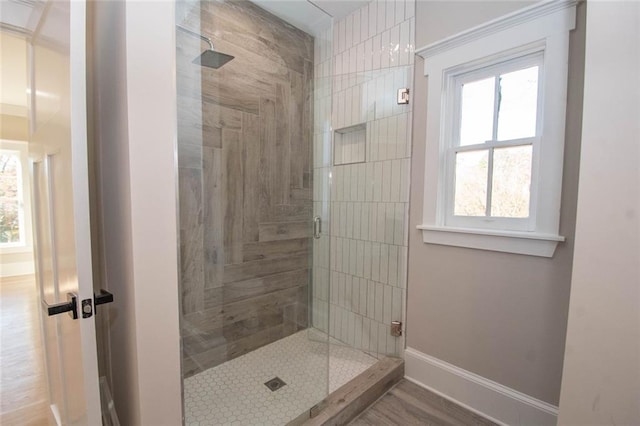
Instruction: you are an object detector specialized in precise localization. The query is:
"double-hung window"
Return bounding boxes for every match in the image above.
[416,2,576,257]
[447,53,542,231]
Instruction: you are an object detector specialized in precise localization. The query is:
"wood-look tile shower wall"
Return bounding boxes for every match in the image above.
[176,0,314,377]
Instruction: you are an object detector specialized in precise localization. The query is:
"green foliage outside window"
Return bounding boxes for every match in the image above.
[0,154,22,244]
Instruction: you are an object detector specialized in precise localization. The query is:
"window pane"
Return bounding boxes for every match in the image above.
[459,77,495,146]
[0,200,21,243]
[0,154,19,198]
[0,153,22,244]
[0,176,18,198]
[497,66,538,141]
[454,150,488,216]
[491,145,532,218]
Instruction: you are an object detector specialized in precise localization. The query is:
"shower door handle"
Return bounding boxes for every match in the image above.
[313,216,322,239]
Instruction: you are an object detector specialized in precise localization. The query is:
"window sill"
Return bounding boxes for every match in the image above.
[417,225,564,257]
[0,245,33,255]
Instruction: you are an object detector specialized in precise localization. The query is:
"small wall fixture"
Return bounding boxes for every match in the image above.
[390,321,403,337]
[397,88,410,105]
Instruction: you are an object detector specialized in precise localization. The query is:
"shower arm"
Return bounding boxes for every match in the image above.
[176,24,215,51]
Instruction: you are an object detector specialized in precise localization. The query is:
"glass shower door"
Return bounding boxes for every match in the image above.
[326,67,411,365]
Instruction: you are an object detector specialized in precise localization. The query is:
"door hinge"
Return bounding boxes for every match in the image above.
[397,88,409,105]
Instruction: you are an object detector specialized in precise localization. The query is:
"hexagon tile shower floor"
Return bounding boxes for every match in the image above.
[183,330,376,425]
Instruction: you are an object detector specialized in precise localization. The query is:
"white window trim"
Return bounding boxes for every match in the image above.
[415,0,577,257]
[0,140,33,254]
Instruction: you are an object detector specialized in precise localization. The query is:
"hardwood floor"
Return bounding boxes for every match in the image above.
[350,380,498,426]
[0,275,49,426]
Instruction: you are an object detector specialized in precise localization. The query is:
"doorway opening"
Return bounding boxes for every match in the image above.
[0,30,47,425]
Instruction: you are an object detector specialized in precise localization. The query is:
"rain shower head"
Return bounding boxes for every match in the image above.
[177,24,234,69]
[194,49,235,69]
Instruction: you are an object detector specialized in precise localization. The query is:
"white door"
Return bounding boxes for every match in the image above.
[29,0,102,424]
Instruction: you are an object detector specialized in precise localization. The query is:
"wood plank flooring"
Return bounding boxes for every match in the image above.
[350,380,498,426]
[0,275,49,426]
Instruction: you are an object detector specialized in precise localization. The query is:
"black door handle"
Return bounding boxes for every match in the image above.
[43,292,78,319]
[95,289,114,306]
[41,290,113,320]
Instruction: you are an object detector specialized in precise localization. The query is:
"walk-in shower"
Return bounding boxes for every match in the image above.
[174,0,415,423]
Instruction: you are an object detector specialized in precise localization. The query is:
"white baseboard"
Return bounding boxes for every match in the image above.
[0,261,35,277]
[405,347,558,426]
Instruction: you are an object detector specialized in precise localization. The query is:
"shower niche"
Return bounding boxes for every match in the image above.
[334,124,367,166]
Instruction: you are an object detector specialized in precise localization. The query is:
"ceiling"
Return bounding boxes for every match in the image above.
[0,0,369,53]
[253,0,369,35]
[311,0,370,20]
[0,0,361,118]
[1,0,367,38]
[251,0,332,36]
[0,0,45,37]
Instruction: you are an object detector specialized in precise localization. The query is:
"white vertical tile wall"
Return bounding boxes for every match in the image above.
[313,0,415,359]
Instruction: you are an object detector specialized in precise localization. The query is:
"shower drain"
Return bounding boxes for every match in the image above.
[264,377,287,392]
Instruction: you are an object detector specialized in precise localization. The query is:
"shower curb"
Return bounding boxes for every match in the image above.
[293,357,404,426]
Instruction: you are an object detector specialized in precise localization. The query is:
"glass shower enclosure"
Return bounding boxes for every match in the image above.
[173,0,414,423]
[175,1,335,423]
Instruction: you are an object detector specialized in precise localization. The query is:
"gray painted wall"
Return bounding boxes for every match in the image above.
[406,1,586,405]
